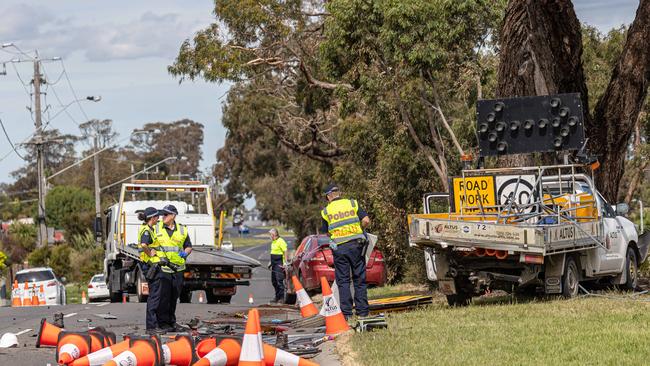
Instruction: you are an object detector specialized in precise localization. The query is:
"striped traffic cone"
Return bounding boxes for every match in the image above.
[38,284,47,305]
[238,309,264,366]
[291,276,318,317]
[70,339,130,366]
[22,281,32,306]
[81,291,88,305]
[11,280,22,307]
[196,337,217,358]
[30,283,39,306]
[193,338,241,366]
[104,337,161,366]
[57,331,92,365]
[162,335,197,366]
[319,277,350,335]
[263,343,319,366]
[36,318,62,348]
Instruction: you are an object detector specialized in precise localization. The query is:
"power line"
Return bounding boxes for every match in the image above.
[0,117,26,161]
[58,59,90,122]
[41,62,80,126]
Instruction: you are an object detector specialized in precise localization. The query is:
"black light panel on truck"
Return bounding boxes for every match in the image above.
[476,93,586,156]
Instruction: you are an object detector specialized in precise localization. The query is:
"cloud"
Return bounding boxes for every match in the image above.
[0,4,207,61]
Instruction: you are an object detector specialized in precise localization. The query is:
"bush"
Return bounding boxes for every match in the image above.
[27,246,50,267]
[45,186,95,237]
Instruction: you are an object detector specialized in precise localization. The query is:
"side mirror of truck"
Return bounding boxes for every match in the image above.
[615,203,629,216]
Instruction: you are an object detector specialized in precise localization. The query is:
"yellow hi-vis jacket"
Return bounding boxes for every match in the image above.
[321,198,365,244]
[154,221,188,273]
[138,224,156,263]
[270,237,288,262]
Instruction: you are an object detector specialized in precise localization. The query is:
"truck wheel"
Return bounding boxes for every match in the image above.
[562,257,580,298]
[205,292,231,304]
[179,290,192,303]
[623,247,638,290]
[136,270,148,303]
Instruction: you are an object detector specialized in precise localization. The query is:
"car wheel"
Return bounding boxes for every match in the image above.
[562,257,580,298]
[624,247,638,290]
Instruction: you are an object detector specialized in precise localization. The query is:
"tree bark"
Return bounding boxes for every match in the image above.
[591,0,650,202]
[496,0,589,166]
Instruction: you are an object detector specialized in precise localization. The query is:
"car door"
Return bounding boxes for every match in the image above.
[597,194,625,273]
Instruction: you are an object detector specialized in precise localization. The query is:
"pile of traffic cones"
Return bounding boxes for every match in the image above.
[11,280,50,307]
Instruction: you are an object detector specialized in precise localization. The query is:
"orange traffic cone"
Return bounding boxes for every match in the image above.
[38,284,47,305]
[36,318,63,348]
[82,291,88,304]
[57,331,92,365]
[11,280,22,307]
[319,277,350,335]
[199,292,205,303]
[291,276,318,318]
[248,294,254,305]
[162,335,197,366]
[22,281,32,306]
[238,308,264,366]
[89,327,116,347]
[196,338,217,358]
[104,337,162,366]
[193,338,241,366]
[263,343,319,366]
[70,339,130,366]
[31,283,39,306]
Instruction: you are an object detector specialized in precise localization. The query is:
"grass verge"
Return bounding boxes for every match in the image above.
[347,295,650,365]
[367,283,430,300]
[65,283,84,304]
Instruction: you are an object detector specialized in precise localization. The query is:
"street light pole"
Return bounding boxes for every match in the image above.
[93,133,102,244]
[33,57,48,247]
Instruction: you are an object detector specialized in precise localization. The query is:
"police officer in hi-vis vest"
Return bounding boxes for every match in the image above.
[320,183,371,319]
[137,207,165,335]
[154,204,192,332]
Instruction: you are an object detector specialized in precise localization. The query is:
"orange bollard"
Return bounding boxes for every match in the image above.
[57,331,92,365]
[70,339,130,366]
[193,339,241,366]
[291,276,319,318]
[36,318,63,348]
[11,280,22,307]
[319,277,350,336]
[263,343,319,366]
[238,309,264,366]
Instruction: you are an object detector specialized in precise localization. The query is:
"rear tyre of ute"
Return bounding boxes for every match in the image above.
[205,291,232,304]
[562,257,580,298]
[623,246,638,291]
[446,277,472,306]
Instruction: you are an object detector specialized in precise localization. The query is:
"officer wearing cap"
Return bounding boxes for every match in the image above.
[137,207,166,335]
[321,183,371,319]
[268,228,288,303]
[154,204,192,332]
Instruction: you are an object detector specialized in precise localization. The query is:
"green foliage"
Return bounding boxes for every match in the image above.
[27,246,50,267]
[0,251,7,271]
[69,245,104,284]
[69,230,96,251]
[45,186,95,237]
[9,222,37,252]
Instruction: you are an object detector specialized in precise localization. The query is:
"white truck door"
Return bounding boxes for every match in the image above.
[597,194,625,272]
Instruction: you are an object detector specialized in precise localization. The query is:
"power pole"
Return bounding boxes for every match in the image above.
[93,133,102,245]
[33,58,48,247]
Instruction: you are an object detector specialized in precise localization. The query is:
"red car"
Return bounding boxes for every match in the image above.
[283,234,386,304]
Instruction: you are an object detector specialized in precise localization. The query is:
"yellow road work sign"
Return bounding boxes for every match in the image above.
[451,176,496,213]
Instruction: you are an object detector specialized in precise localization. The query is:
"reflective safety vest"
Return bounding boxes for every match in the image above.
[138,224,156,263]
[154,221,188,273]
[321,198,365,244]
[270,237,288,262]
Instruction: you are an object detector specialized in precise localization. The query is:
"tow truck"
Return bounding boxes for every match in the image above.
[103,180,260,303]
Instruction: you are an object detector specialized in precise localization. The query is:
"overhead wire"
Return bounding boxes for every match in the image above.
[0,117,26,160]
[41,62,80,126]
[58,59,90,121]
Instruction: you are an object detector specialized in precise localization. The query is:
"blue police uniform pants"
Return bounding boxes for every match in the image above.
[270,254,285,301]
[333,240,369,317]
[145,266,162,330]
[157,271,183,327]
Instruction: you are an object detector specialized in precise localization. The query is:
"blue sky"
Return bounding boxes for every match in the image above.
[0,0,641,185]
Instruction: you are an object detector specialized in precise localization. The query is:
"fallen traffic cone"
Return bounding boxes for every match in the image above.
[38,284,47,305]
[82,291,88,305]
[196,338,217,358]
[87,330,108,353]
[238,308,264,366]
[248,294,254,305]
[199,292,205,303]
[263,343,319,366]
[36,318,62,348]
[89,327,116,347]
[162,334,197,366]
[319,277,350,335]
[70,339,130,366]
[22,281,32,306]
[57,331,92,365]
[104,337,162,366]
[11,280,22,307]
[193,338,241,366]
[291,276,318,318]
[31,284,39,306]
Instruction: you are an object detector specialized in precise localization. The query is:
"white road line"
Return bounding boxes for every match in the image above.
[239,244,266,254]
[96,302,110,307]
[15,329,32,336]
[63,312,77,318]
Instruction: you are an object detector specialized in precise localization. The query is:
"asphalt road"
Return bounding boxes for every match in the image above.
[0,243,286,365]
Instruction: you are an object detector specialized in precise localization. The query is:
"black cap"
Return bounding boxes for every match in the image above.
[323,183,340,196]
[143,207,160,219]
[160,204,178,215]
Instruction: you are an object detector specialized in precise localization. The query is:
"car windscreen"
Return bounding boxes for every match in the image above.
[16,271,55,283]
[92,275,105,283]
